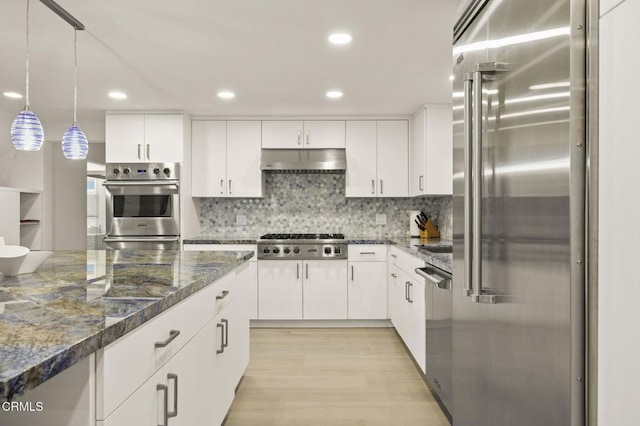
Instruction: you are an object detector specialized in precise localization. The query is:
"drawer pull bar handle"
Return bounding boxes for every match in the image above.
[359,251,376,255]
[216,323,225,354]
[222,319,229,349]
[167,373,178,418]
[157,384,168,426]
[216,290,230,300]
[155,330,180,348]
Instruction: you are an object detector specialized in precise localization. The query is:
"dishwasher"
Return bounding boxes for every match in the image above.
[416,265,452,420]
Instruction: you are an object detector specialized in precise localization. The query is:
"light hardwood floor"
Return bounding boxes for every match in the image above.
[225,328,450,426]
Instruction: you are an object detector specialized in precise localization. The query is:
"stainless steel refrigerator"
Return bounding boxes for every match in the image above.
[452,0,586,425]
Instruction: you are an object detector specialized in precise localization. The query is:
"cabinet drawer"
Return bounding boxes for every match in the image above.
[96,270,236,420]
[389,246,425,282]
[183,244,257,262]
[348,244,387,262]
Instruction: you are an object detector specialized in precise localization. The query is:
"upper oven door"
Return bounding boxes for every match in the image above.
[104,180,180,236]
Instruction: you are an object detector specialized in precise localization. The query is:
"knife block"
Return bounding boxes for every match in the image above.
[425,219,441,238]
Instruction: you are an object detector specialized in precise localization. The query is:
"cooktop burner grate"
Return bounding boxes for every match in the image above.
[260,233,345,240]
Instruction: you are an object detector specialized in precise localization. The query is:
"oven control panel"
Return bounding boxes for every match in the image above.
[106,162,180,180]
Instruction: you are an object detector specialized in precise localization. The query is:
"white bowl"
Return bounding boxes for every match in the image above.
[0,245,30,276]
[18,251,53,275]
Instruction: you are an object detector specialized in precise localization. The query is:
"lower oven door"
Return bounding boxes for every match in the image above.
[104,236,180,250]
[104,180,180,237]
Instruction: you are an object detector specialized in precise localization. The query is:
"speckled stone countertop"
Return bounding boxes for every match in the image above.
[0,249,253,401]
[183,235,452,273]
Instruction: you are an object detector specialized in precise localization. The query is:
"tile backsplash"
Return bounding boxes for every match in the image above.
[199,172,452,239]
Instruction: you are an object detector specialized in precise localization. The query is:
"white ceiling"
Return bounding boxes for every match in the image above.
[0,0,457,141]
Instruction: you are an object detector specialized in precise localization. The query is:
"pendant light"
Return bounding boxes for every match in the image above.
[11,0,44,151]
[61,28,88,159]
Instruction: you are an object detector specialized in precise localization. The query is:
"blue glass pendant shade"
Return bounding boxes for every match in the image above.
[62,125,88,159]
[11,110,44,151]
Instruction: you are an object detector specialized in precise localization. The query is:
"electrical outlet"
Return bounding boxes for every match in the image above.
[375,214,387,225]
[236,215,247,225]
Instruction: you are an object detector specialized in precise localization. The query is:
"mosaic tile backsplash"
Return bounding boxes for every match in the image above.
[199,172,452,239]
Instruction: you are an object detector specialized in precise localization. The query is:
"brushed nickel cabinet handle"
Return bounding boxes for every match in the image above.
[137,144,141,160]
[216,290,229,300]
[220,179,224,195]
[157,384,168,426]
[216,323,224,354]
[167,373,178,418]
[351,265,354,281]
[146,144,150,159]
[155,330,180,348]
[222,319,229,348]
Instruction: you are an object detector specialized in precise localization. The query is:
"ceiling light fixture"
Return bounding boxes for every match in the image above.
[61,28,88,160]
[328,33,353,45]
[217,91,235,99]
[326,91,343,99]
[108,91,127,100]
[449,75,455,81]
[11,0,44,151]
[3,92,23,99]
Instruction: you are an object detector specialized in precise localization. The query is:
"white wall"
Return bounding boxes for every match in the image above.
[598,0,640,424]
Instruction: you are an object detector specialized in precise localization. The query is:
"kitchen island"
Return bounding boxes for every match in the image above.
[0,249,253,426]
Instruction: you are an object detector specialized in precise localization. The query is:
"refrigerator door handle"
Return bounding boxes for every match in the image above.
[470,63,508,304]
[463,74,474,297]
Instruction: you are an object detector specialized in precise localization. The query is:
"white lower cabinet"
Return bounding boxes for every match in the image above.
[99,263,250,426]
[258,260,303,319]
[347,244,387,320]
[103,339,199,426]
[388,247,427,373]
[303,260,348,319]
[258,260,347,320]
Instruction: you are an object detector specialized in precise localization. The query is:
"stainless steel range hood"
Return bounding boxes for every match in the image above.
[260,149,346,171]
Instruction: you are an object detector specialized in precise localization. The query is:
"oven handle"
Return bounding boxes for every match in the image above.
[104,236,180,243]
[103,181,179,188]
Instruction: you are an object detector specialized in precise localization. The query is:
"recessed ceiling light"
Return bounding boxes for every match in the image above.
[217,91,235,99]
[326,91,343,99]
[3,92,23,99]
[449,75,455,81]
[108,91,127,100]
[328,33,353,45]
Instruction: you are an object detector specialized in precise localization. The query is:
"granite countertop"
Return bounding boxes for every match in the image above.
[183,235,452,273]
[0,249,253,401]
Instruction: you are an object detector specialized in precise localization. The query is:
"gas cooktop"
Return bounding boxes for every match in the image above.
[259,233,345,241]
[257,233,347,260]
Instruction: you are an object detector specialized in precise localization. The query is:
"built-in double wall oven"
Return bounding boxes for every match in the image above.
[104,162,180,250]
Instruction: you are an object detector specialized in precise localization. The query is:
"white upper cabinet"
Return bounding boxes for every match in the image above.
[191,121,227,197]
[226,121,263,197]
[346,120,408,198]
[410,106,452,195]
[302,121,345,148]
[377,120,409,197]
[262,121,345,149]
[191,121,263,198]
[345,121,378,196]
[105,114,184,163]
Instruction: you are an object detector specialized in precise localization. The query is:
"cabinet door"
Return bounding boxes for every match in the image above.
[144,115,184,163]
[377,120,409,197]
[348,261,387,319]
[258,260,303,319]
[303,121,346,148]
[227,121,263,197]
[103,367,164,426]
[303,260,348,319]
[406,278,426,373]
[105,115,145,162]
[410,108,427,196]
[191,121,227,197]
[0,190,20,245]
[163,340,199,426]
[387,264,403,331]
[194,316,220,426]
[262,121,303,148]
[345,121,378,197]
[425,107,453,195]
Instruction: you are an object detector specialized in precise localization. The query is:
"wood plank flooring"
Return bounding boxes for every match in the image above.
[225,328,450,426]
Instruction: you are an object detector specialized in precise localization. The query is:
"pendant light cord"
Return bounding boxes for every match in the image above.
[73,28,78,125]
[25,0,31,110]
